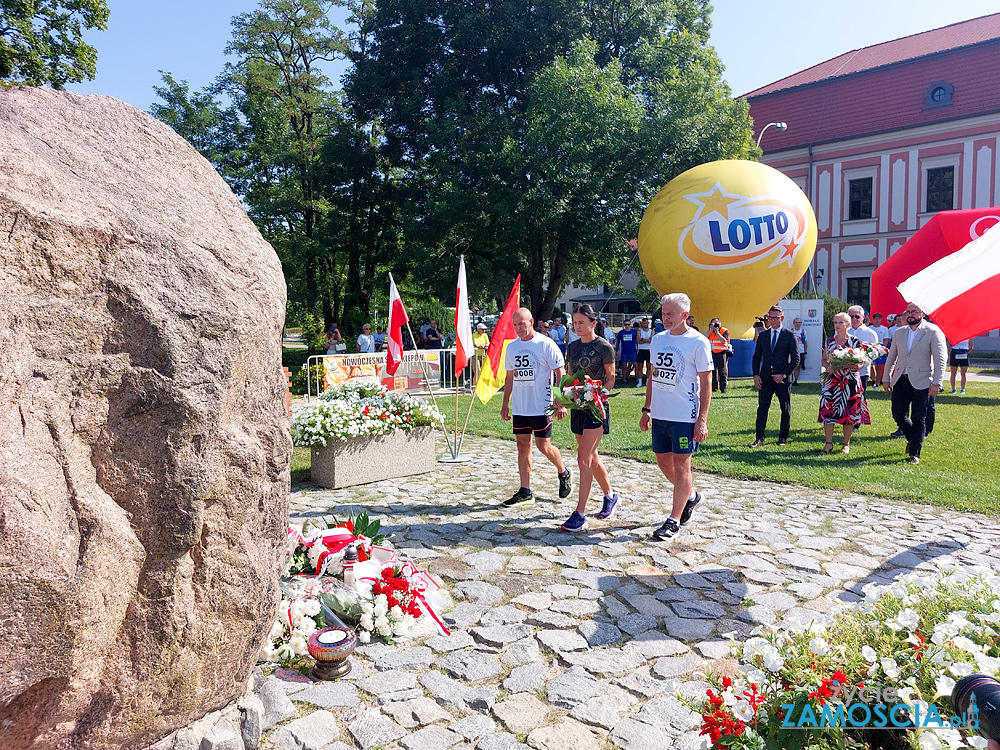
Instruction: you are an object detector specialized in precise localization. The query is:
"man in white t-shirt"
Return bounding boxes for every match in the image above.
[500,308,571,506]
[639,293,713,541]
[847,305,879,391]
[869,312,891,390]
[635,317,654,387]
[357,324,375,353]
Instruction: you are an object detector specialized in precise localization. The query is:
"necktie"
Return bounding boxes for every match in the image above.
[771,330,777,349]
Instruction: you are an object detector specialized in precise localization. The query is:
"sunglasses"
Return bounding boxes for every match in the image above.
[850,314,862,319]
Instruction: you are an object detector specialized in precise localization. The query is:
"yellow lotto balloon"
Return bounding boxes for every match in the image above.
[638,160,817,338]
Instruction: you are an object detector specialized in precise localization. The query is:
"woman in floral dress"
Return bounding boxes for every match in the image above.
[818,312,870,454]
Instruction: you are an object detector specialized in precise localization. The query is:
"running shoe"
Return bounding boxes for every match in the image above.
[652,517,680,540]
[560,511,588,532]
[597,493,619,519]
[558,469,572,499]
[679,491,702,526]
[502,489,535,507]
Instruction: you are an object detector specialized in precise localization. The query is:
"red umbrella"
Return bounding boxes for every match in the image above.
[870,207,1000,318]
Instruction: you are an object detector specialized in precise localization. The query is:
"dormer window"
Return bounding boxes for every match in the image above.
[925,81,954,109]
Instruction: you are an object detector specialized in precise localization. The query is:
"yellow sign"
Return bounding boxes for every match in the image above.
[638,160,817,337]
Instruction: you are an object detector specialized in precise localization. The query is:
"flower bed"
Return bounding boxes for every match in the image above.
[291,381,443,488]
[694,566,1000,750]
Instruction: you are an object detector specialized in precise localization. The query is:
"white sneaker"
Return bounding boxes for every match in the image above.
[635,379,643,388]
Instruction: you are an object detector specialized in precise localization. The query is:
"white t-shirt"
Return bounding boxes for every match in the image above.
[357,334,375,353]
[637,327,653,350]
[506,334,565,416]
[648,329,713,423]
[871,325,891,346]
[791,326,807,353]
[849,325,879,376]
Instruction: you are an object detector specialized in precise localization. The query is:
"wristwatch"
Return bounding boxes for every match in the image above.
[641,407,651,413]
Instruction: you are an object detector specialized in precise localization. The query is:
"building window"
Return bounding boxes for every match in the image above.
[926,166,954,212]
[924,81,954,109]
[846,277,870,310]
[848,178,873,220]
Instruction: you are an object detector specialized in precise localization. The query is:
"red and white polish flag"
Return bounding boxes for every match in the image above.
[454,256,473,374]
[386,273,409,376]
[897,222,1000,343]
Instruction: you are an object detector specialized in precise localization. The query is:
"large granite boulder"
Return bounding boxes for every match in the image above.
[0,87,290,749]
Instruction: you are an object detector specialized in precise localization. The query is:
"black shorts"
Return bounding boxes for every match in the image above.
[637,349,651,364]
[512,414,552,438]
[570,407,609,435]
[949,350,969,367]
[651,419,698,455]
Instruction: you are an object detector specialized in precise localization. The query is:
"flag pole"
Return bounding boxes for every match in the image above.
[405,320,455,458]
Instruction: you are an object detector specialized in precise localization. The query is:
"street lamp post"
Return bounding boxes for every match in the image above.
[756,121,788,148]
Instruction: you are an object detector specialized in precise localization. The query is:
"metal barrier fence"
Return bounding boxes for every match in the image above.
[306,348,478,400]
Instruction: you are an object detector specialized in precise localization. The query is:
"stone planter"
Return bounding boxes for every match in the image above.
[310,426,436,488]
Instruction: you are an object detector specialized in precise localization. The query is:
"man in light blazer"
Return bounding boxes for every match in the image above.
[884,303,947,465]
[750,305,800,447]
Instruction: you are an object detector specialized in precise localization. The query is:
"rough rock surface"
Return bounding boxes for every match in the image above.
[0,86,289,749]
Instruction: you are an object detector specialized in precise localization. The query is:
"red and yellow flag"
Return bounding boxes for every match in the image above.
[474,275,520,404]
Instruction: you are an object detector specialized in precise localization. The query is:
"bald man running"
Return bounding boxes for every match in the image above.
[500,308,572,506]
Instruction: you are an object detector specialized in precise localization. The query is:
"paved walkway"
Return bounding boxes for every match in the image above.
[265,435,1000,750]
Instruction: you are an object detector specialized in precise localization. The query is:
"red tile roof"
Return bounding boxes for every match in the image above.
[743,13,1000,98]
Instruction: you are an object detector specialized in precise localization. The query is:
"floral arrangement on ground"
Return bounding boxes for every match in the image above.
[261,515,451,667]
[291,380,443,446]
[694,566,1000,750]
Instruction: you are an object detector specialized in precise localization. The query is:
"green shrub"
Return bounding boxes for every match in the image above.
[290,362,325,396]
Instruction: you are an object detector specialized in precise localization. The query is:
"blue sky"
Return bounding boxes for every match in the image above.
[69,1,999,111]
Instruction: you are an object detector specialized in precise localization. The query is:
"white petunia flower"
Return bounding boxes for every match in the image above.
[809,637,830,656]
[933,675,956,699]
[731,699,755,722]
[862,645,878,662]
[881,657,900,680]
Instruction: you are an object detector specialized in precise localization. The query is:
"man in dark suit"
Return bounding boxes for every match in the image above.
[750,305,800,447]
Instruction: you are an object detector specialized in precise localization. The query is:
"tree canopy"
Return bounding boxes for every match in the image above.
[151,0,755,329]
[0,0,108,87]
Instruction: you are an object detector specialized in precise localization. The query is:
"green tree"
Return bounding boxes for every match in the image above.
[348,0,755,319]
[0,0,108,87]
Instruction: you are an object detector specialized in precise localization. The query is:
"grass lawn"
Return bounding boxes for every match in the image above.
[432,378,1000,515]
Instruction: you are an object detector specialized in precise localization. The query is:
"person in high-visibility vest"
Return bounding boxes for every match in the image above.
[707,318,732,394]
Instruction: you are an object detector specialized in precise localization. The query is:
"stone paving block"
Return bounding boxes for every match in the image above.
[437,650,503,682]
[635,696,700,733]
[464,551,507,576]
[578,620,623,647]
[378,688,426,704]
[444,603,490,629]
[384,697,455,728]
[526,610,577,629]
[492,693,552,734]
[671,599,726,619]
[511,592,552,610]
[426,631,477,653]
[501,637,542,666]
[359,670,418,697]
[545,584,580,599]
[694,640,734,659]
[652,654,706,679]
[480,605,527,626]
[673,572,716,590]
[562,647,646,676]
[776,552,822,572]
[420,670,498,713]
[610,717,678,750]
[615,672,674,698]
[255,677,298,731]
[470,624,534,647]
[296,682,362,710]
[199,716,243,750]
[627,631,690,659]
[548,599,601,616]
[752,591,797,611]
[348,707,407,750]
[628,595,673,618]
[476,733,532,750]
[652,588,698,603]
[545,666,613,708]
[662,616,714,640]
[617,613,657,636]
[455,581,506,606]
[271,710,340,750]
[503,662,547,693]
[400,725,465,750]
[537,629,589,653]
[569,687,638,729]
[376,646,434,672]
[526,717,604,750]
[449,714,497,742]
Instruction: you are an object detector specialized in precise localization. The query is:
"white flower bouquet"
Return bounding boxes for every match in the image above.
[829,342,888,371]
[291,381,443,447]
[693,566,1000,750]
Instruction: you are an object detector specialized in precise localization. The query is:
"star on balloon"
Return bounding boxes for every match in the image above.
[685,183,743,221]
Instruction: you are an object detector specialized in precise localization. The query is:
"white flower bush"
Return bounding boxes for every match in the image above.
[695,565,1000,750]
[291,381,443,447]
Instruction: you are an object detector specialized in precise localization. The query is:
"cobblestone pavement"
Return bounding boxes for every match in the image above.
[264,434,1000,750]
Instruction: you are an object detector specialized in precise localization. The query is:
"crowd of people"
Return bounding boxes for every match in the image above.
[497,294,972,535]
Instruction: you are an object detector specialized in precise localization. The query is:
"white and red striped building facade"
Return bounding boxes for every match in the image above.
[746,13,1000,345]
